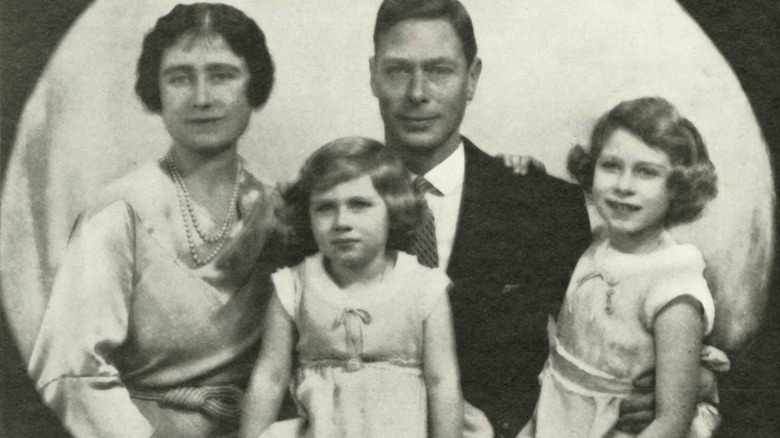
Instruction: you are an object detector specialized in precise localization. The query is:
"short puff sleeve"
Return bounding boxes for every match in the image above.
[416,267,452,321]
[271,267,300,320]
[642,245,715,335]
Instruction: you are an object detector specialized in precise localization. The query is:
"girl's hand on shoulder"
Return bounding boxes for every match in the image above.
[496,153,546,175]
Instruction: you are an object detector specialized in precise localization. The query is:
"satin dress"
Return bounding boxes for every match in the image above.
[29,157,286,438]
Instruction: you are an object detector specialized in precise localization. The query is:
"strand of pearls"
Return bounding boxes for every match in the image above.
[165,150,242,266]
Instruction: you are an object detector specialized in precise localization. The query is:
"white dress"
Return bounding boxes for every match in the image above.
[259,251,493,438]
[519,235,726,438]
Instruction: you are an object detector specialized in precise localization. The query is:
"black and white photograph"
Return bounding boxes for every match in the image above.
[1,1,778,437]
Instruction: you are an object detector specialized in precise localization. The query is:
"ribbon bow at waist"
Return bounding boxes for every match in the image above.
[332,308,372,371]
[129,384,243,419]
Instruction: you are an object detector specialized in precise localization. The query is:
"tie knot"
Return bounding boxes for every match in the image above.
[413,176,442,196]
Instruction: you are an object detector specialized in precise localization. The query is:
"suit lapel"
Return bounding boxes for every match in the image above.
[447,138,500,279]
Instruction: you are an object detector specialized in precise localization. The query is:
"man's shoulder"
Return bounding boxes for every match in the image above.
[462,138,583,207]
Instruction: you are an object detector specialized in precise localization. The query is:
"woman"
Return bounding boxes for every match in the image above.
[28,4,288,437]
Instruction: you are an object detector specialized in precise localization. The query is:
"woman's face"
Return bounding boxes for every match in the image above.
[159,33,252,154]
[309,174,390,271]
[592,128,672,246]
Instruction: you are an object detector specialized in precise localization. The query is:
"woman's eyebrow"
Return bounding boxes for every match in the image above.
[160,64,193,76]
[205,63,242,72]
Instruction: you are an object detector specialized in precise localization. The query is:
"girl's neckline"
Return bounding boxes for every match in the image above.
[594,231,694,279]
[320,250,400,292]
[604,230,675,256]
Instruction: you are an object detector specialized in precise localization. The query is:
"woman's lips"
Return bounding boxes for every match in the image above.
[332,238,359,247]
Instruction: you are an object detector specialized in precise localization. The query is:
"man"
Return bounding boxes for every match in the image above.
[368,1,646,436]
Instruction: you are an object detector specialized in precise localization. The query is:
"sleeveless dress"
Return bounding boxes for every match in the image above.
[259,251,493,438]
[28,158,286,438]
[518,234,727,438]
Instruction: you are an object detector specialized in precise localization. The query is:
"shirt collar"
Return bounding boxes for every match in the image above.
[417,142,465,196]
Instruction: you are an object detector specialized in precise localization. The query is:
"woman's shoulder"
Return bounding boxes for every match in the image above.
[86,160,169,217]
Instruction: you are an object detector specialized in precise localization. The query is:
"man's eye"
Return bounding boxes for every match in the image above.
[384,65,410,76]
[428,66,453,77]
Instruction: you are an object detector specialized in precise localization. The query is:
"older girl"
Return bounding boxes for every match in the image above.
[520,97,726,438]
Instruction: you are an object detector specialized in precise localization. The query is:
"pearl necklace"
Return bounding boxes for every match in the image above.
[165,151,242,266]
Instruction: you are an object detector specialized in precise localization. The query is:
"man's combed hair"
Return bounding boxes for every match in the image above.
[281,137,423,254]
[568,97,718,226]
[135,2,274,112]
[373,0,477,66]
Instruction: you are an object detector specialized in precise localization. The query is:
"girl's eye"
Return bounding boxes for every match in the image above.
[598,160,620,172]
[312,203,335,213]
[348,199,372,211]
[636,167,661,178]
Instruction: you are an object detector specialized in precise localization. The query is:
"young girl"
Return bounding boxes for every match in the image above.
[519,97,726,438]
[240,137,491,438]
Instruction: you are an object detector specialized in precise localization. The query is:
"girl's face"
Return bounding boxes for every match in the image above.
[159,33,252,154]
[592,129,672,246]
[309,174,390,270]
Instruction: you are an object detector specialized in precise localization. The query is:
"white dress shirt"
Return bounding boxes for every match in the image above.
[415,143,465,271]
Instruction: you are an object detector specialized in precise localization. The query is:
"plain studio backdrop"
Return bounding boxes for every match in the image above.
[1,1,778,436]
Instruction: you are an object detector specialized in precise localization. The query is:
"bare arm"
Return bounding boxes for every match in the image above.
[619,365,718,433]
[636,295,704,438]
[239,293,296,438]
[423,295,464,438]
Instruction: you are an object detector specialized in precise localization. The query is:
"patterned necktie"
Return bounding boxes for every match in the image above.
[412,176,442,268]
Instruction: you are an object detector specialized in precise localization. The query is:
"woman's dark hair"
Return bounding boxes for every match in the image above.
[281,137,423,253]
[135,3,274,112]
[568,97,718,226]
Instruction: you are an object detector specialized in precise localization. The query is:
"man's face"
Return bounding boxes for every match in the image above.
[371,18,481,157]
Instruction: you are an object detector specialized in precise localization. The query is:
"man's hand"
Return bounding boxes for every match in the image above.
[495,153,546,175]
[618,371,655,434]
[617,366,719,434]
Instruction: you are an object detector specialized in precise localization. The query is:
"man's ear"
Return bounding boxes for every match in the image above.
[466,57,482,101]
[369,56,378,97]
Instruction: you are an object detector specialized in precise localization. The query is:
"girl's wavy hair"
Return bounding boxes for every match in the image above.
[281,137,423,254]
[135,3,274,112]
[568,97,717,226]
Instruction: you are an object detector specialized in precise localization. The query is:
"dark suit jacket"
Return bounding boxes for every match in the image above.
[448,138,592,438]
